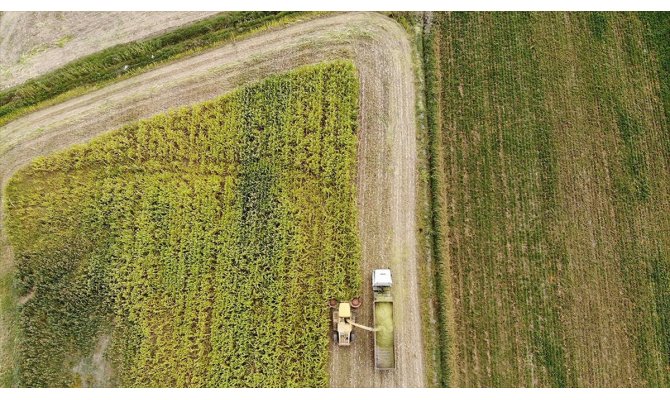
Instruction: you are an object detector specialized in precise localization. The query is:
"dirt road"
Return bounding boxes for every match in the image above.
[0,12,423,387]
[0,11,217,90]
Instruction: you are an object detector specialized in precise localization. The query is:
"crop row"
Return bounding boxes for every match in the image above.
[5,61,361,387]
[424,12,670,387]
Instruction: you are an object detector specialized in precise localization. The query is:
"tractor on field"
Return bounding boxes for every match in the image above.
[329,297,374,346]
[328,268,396,370]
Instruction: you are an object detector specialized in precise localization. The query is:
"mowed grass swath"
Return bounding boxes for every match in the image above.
[5,61,361,387]
[423,12,670,387]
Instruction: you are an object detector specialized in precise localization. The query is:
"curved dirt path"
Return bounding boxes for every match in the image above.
[0,12,423,388]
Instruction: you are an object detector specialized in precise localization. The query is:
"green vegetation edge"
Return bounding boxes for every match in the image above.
[0,11,318,128]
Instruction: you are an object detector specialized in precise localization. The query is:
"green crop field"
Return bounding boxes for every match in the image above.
[424,12,670,387]
[4,61,360,387]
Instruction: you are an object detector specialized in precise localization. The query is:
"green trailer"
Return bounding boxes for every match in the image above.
[372,269,395,370]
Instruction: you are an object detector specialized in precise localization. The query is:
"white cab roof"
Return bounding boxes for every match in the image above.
[373,269,392,287]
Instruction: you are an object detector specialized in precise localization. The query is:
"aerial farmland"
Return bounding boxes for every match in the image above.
[0,10,668,389]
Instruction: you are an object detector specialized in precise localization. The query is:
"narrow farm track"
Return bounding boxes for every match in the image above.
[0,12,423,387]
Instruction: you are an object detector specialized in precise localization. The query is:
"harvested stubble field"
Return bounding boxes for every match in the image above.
[0,11,301,127]
[0,11,218,90]
[425,12,670,387]
[5,62,361,387]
